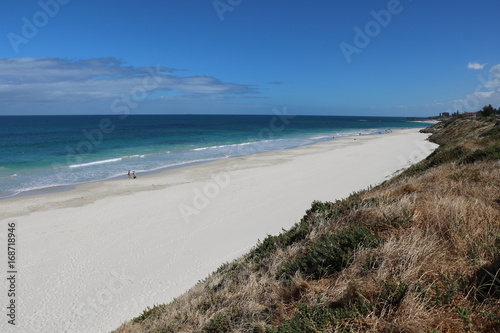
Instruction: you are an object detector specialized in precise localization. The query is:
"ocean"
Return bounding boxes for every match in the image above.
[0,114,431,198]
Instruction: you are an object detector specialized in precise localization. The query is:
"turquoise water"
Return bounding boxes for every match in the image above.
[0,114,430,197]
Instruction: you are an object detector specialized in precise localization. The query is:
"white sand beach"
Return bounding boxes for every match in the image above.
[0,129,438,333]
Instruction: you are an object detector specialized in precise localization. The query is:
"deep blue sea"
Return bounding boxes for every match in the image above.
[0,114,431,198]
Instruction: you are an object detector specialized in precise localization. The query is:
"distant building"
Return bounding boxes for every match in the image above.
[440,112,450,118]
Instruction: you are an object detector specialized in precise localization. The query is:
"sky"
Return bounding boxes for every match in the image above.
[0,0,499,116]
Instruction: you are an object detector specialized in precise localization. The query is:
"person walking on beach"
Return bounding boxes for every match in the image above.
[128,170,131,178]
[132,171,137,179]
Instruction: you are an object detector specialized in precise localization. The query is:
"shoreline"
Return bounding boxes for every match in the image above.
[1,128,423,209]
[1,126,431,201]
[0,128,438,333]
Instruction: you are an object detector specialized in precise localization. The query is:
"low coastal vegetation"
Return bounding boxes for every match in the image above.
[115,116,500,333]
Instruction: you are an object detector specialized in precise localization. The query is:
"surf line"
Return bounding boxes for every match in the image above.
[50,66,165,175]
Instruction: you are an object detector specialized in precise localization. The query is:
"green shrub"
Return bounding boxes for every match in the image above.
[307,195,379,220]
[278,226,382,280]
[403,146,470,177]
[247,235,282,263]
[248,196,378,265]
[432,273,468,306]
[376,279,408,309]
[306,200,337,216]
[215,261,245,279]
[461,143,500,164]
[267,302,370,333]
[425,146,469,167]
[455,306,473,327]
[203,312,231,333]
[132,304,167,323]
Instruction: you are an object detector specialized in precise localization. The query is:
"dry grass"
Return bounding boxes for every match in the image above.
[114,119,500,333]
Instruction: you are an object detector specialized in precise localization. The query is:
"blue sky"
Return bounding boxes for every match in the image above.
[0,0,499,116]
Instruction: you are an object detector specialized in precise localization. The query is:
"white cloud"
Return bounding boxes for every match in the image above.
[474,91,495,98]
[467,62,487,70]
[0,57,256,105]
[490,64,500,77]
[433,63,500,113]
